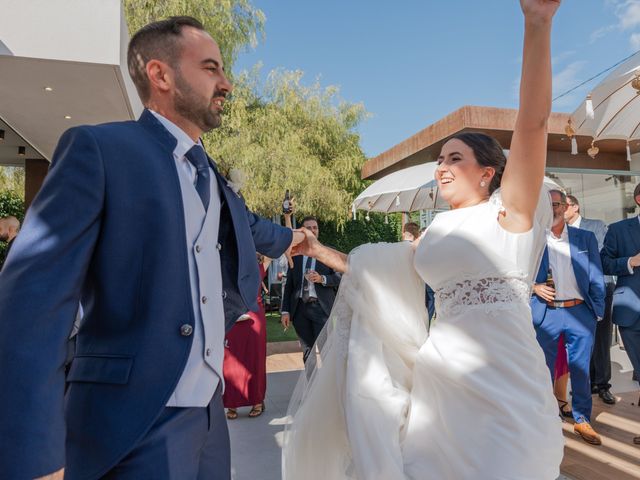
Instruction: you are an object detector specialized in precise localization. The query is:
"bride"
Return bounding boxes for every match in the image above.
[282,1,564,479]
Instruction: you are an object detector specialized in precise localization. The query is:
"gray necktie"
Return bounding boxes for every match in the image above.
[185,145,211,210]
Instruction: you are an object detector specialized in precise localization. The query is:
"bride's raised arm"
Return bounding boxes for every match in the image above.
[500,0,560,233]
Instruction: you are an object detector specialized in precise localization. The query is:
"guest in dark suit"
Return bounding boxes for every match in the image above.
[601,183,640,403]
[281,216,341,362]
[531,190,605,445]
[565,194,616,404]
[0,17,301,480]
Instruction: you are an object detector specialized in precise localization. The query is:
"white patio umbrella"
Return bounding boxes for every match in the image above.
[570,52,640,160]
[352,161,562,216]
[351,162,443,214]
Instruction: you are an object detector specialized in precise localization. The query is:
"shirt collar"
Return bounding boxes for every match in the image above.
[149,110,199,159]
[550,223,568,240]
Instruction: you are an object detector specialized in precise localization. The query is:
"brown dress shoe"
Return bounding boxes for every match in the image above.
[574,422,602,445]
[634,436,640,445]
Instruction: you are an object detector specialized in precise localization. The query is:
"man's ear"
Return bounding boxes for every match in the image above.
[146,59,174,95]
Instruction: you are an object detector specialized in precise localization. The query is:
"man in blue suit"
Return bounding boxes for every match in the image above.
[565,194,616,404]
[0,17,302,480]
[601,183,640,442]
[531,190,605,445]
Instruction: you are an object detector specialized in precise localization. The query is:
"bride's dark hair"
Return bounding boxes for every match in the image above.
[450,132,506,194]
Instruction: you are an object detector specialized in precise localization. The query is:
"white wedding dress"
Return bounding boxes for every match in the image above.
[282,188,564,480]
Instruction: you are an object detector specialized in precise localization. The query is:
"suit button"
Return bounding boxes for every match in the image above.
[201,296,208,304]
[222,290,227,299]
[195,245,201,253]
[217,243,222,251]
[206,348,211,356]
[180,324,193,336]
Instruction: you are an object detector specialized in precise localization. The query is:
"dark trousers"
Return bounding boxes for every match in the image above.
[292,300,328,362]
[619,321,640,384]
[101,385,230,480]
[590,283,615,390]
[535,303,596,423]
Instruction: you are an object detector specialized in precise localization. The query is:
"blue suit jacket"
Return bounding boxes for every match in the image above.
[531,226,605,323]
[601,216,640,327]
[0,110,292,480]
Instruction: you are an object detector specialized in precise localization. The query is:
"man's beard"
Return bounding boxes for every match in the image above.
[173,70,222,133]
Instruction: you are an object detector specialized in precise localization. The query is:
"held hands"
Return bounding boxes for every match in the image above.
[520,0,561,24]
[291,227,322,258]
[285,230,306,268]
[533,283,556,302]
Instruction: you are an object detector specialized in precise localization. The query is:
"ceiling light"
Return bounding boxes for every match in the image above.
[44,86,53,92]
[64,115,71,119]
[18,146,26,156]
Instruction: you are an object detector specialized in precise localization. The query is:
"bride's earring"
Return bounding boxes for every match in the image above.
[480,180,487,188]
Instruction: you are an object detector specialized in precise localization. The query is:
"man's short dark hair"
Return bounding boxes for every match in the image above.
[404,222,420,238]
[634,182,640,201]
[566,194,580,211]
[301,216,318,225]
[127,16,205,103]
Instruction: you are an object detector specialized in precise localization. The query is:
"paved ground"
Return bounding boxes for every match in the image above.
[228,344,637,480]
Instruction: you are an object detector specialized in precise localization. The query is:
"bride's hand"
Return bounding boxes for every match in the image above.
[520,0,561,23]
[291,227,322,258]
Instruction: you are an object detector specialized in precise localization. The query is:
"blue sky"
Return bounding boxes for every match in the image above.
[235,0,640,158]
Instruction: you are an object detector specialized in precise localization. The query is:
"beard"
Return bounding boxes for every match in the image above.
[173,70,222,133]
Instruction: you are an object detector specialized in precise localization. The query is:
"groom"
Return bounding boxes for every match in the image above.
[0,16,301,480]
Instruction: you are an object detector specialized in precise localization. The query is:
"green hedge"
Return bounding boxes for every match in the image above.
[318,212,402,254]
[0,190,25,261]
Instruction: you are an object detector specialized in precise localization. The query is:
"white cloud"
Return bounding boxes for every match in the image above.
[617,1,640,29]
[552,61,590,110]
[631,32,640,48]
[596,0,640,48]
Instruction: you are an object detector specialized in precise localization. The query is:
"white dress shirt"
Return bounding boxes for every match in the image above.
[547,224,583,301]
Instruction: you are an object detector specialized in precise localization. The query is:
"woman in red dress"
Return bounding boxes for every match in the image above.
[224,254,270,419]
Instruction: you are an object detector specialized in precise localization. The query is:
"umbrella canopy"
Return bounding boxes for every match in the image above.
[352,161,562,214]
[571,52,640,155]
[352,162,443,213]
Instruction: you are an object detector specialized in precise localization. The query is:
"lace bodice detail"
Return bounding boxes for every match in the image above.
[435,276,532,317]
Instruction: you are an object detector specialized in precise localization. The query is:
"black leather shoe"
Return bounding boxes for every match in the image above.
[598,389,616,405]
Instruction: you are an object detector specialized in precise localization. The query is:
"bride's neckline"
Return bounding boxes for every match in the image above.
[449,198,490,211]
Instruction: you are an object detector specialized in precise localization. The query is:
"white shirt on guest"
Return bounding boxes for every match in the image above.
[547,224,583,301]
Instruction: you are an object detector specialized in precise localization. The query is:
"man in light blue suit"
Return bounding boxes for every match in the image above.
[531,190,605,445]
[0,17,301,480]
[601,184,640,405]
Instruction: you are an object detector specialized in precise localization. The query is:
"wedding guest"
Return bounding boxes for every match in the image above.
[224,254,271,419]
[402,222,420,241]
[601,182,640,417]
[0,16,301,480]
[565,195,615,404]
[281,216,341,362]
[531,189,605,445]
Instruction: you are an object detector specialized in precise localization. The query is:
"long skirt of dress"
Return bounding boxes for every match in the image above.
[223,300,267,408]
[282,242,563,480]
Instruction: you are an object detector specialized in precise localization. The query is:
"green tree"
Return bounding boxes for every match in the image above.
[0,166,25,198]
[0,189,25,261]
[123,0,265,71]
[206,68,369,225]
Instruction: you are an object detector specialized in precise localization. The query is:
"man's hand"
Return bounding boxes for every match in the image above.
[285,230,306,268]
[305,270,323,284]
[533,283,556,302]
[281,313,290,331]
[291,227,321,258]
[36,468,64,480]
[629,252,640,269]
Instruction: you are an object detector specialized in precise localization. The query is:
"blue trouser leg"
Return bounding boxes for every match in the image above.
[101,386,230,480]
[564,303,597,423]
[535,307,563,383]
[619,321,640,381]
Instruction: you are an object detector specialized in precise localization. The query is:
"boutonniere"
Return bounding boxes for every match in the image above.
[226,168,246,197]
